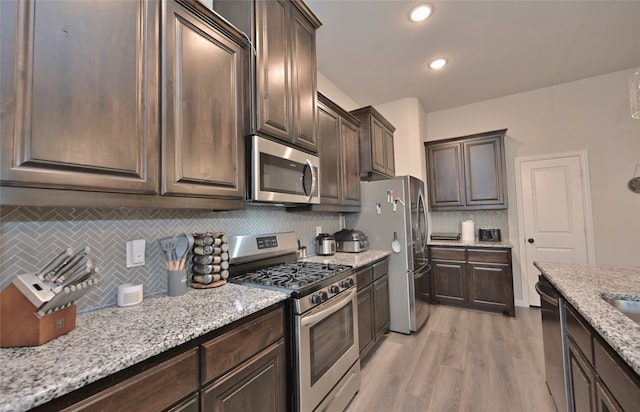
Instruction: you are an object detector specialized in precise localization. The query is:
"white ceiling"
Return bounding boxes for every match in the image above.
[306,0,640,112]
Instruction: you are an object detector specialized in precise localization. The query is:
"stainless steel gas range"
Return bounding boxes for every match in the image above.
[228,232,361,412]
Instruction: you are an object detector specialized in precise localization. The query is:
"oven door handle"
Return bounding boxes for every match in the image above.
[301,287,356,328]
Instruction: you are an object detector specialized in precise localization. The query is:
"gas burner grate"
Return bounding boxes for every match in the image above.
[233,262,351,291]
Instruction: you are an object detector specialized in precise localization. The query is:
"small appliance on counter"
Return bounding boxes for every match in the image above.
[315,233,336,256]
[479,228,502,242]
[334,229,369,253]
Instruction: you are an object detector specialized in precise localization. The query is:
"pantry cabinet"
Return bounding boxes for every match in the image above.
[430,246,515,316]
[0,0,249,210]
[316,93,361,211]
[214,0,321,153]
[356,258,390,361]
[424,129,507,211]
[350,106,396,180]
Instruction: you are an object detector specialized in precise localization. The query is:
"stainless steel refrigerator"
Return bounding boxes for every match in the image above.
[354,175,430,334]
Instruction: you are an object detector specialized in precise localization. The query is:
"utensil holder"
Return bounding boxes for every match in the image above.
[0,283,76,347]
[167,270,187,297]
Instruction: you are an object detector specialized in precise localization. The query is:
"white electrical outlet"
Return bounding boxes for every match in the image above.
[316,226,322,235]
[126,239,146,268]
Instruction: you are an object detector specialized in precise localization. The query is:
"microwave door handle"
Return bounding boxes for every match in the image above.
[305,159,317,202]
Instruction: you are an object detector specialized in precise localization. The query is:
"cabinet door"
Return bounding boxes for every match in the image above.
[0,0,159,194]
[432,261,466,305]
[426,143,465,209]
[162,1,245,199]
[463,136,506,208]
[201,340,286,412]
[341,119,361,206]
[595,380,623,412]
[384,127,395,177]
[317,102,341,205]
[568,338,596,412]
[357,285,375,359]
[370,117,387,175]
[373,275,390,340]
[290,5,317,152]
[255,0,291,141]
[467,263,513,315]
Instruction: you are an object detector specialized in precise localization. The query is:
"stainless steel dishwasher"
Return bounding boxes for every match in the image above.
[536,275,571,412]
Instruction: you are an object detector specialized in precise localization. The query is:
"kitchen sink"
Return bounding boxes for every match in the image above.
[602,295,640,324]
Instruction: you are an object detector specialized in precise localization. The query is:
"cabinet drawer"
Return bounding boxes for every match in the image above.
[430,247,465,261]
[566,305,593,363]
[356,266,374,288]
[372,258,389,280]
[201,308,284,384]
[64,348,198,412]
[594,337,640,412]
[467,248,510,264]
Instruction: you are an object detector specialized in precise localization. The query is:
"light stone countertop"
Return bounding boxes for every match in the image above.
[534,261,640,377]
[0,284,288,412]
[301,250,391,267]
[428,239,513,248]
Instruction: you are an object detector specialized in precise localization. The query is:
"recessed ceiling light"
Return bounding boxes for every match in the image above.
[429,58,448,70]
[409,4,433,22]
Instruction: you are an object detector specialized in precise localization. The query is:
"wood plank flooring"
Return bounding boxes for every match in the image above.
[346,305,558,412]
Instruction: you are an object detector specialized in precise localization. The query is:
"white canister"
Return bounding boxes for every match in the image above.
[461,220,475,242]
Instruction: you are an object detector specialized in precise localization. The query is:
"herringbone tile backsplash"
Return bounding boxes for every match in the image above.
[0,206,340,313]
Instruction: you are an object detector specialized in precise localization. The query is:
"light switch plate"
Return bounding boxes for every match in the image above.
[126,239,145,268]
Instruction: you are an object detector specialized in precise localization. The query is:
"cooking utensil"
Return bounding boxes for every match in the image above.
[181,234,194,269]
[174,235,190,270]
[37,248,73,281]
[392,232,401,253]
[159,236,178,270]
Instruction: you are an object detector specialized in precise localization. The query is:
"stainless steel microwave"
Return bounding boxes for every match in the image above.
[247,135,320,205]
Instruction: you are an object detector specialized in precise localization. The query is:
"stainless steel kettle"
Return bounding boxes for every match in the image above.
[315,233,336,256]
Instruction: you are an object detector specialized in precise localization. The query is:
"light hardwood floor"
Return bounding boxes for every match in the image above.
[346,305,558,412]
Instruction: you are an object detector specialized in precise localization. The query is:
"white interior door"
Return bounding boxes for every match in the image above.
[518,153,593,306]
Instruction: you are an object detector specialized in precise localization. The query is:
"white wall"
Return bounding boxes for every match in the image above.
[317,72,360,111]
[427,69,640,303]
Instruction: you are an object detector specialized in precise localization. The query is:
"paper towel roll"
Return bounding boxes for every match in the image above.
[461,220,475,242]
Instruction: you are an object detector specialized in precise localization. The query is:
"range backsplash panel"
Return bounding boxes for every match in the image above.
[0,206,339,313]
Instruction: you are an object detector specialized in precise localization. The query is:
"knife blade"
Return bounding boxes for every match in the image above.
[38,248,73,281]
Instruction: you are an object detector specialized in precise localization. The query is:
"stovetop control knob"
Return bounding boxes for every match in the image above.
[319,291,329,302]
[310,294,323,305]
[341,278,354,288]
[329,285,340,294]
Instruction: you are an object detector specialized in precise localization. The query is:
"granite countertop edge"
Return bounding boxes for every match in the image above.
[427,239,513,248]
[0,284,289,412]
[534,261,640,377]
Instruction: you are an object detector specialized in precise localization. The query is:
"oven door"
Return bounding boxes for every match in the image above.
[296,287,359,411]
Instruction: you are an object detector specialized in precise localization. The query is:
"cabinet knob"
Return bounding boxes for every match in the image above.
[527,238,535,244]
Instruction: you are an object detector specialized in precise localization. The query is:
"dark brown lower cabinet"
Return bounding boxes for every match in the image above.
[356,258,390,361]
[200,341,286,412]
[37,305,286,412]
[430,246,515,316]
[565,304,639,412]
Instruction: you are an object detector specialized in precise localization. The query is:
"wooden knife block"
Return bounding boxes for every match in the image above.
[0,283,76,347]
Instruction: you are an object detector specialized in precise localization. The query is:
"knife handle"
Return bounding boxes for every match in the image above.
[38,248,73,281]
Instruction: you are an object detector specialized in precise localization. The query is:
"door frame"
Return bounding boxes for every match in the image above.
[514,150,597,307]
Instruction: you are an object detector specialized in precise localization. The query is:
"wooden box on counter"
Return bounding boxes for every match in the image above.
[0,283,76,347]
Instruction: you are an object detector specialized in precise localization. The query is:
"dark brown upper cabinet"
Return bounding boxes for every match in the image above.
[315,93,361,211]
[0,0,159,195]
[0,0,249,210]
[424,129,508,211]
[214,0,321,153]
[349,106,396,180]
[162,0,247,200]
